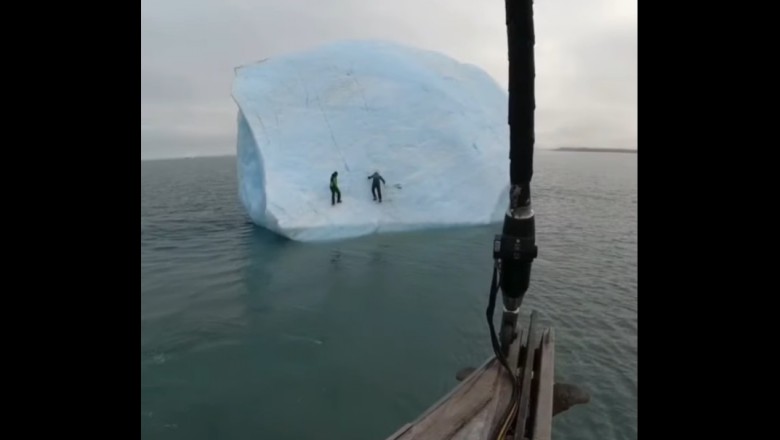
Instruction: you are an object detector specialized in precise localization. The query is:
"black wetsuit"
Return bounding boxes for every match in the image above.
[367,172,386,202]
[330,172,341,205]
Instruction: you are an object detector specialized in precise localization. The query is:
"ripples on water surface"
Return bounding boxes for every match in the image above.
[141,151,637,440]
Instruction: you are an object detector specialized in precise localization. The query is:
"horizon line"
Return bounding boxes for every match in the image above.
[141,146,637,162]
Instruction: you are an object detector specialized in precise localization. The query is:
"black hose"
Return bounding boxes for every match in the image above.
[506,0,536,189]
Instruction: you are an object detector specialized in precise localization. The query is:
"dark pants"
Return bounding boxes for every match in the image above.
[372,183,382,202]
[331,186,341,205]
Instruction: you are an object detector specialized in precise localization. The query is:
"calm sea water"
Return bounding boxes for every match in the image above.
[141,151,637,440]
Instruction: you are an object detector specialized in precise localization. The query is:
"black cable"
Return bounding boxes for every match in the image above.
[486,263,513,374]
[486,262,520,440]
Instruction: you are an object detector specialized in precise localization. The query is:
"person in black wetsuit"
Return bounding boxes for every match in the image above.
[367,171,386,202]
[330,171,342,205]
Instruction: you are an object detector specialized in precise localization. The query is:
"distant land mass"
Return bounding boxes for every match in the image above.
[554,147,637,154]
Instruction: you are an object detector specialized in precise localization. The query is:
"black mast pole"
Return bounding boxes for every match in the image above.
[493,0,538,354]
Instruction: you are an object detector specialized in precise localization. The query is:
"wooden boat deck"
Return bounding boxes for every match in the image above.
[386,313,556,440]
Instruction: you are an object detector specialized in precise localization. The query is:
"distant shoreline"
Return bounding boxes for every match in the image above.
[141,154,235,162]
[553,147,637,154]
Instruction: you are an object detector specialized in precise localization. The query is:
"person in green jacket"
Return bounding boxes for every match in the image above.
[330,171,342,205]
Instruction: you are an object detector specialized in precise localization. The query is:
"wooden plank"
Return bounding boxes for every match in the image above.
[384,313,558,440]
[387,357,500,440]
[531,328,555,440]
[512,311,540,438]
[449,403,496,440]
[385,423,413,440]
[415,356,496,422]
[403,365,500,439]
[481,328,523,440]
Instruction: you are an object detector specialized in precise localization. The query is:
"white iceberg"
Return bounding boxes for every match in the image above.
[232,40,510,242]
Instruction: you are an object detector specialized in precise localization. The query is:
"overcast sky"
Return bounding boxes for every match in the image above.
[141,0,636,160]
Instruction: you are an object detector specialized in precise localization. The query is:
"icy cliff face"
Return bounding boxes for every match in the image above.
[233,40,509,241]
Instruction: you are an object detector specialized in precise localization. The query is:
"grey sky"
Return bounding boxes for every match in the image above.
[141,0,636,160]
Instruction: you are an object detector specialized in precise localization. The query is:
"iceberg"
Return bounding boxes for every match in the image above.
[232,40,510,242]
